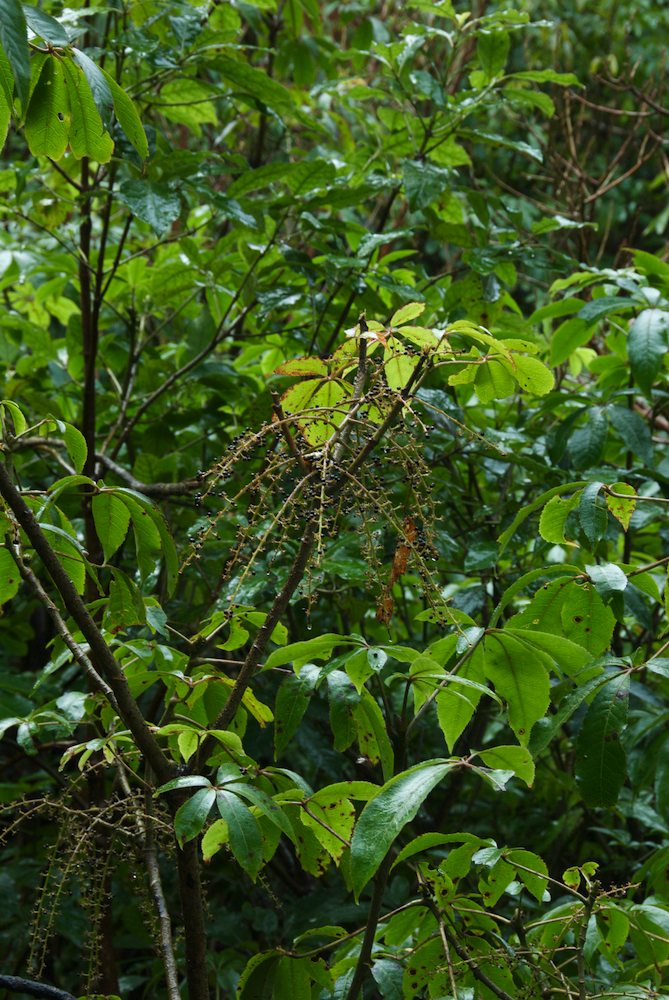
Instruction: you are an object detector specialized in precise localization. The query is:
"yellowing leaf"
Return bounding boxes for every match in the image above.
[503,354,555,396]
[391,301,425,327]
[606,482,636,530]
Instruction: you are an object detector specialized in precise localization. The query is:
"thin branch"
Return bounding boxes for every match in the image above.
[345,851,394,1000]
[96,452,201,496]
[117,768,180,1000]
[194,524,315,768]
[6,539,119,711]
[0,460,174,785]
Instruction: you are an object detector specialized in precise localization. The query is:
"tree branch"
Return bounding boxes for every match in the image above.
[0,460,174,784]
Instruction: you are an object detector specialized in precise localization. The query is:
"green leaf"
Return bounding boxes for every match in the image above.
[436,651,486,752]
[560,582,615,655]
[0,44,13,110]
[477,30,510,80]
[0,399,28,436]
[578,481,607,546]
[350,759,453,896]
[505,629,591,676]
[116,492,161,581]
[482,632,551,745]
[281,378,352,445]
[0,0,29,108]
[216,788,264,879]
[328,670,359,752]
[107,568,146,630]
[101,67,148,159]
[607,408,652,464]
[92,491,132,562]
[115,489,178,595]
[174,787,216,846]
[575,673,629,807]
[23,5,69,46]
[475,359,516,402]
[506,848,548,902]
[273,957,313,1000]
[345,648,374,693]
[226,782,296,844]
[539,492,579,543]
[550,317,592,366]
[512,69,580,85]
[62,424,87,474]
[478,745,535,787]
[236,951,280,998]
[628,308,669,395]
[0,546,19,605]
[217,55,294,115]
[71,47,113,126]
[402,159,451,210]
[155,775,212,794]
[24,56,69,159]
[117,180,180,236]
[583,418,618,491]
[384,346,419,392]
[43,526,86,594]
[274,356,328,377]
[274,673,312,759]
[586,563,628,600]
[355,688,394,781]
[498,481,588,554]
[201,817,229,862]
[264,633,353,670]
[654,735,669,824]
[62,56,113,161]
[578,295,632,322]
[528,672,607,756]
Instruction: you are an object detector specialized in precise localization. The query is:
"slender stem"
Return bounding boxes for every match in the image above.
[0,460,174,784]
[0,976,77,1000]
[195,525,316,767]
[345,851,394,1000]
[117,768,181,1000]
[577,886,597,1000]
[441,922,515,1000]
[5,540,119,710]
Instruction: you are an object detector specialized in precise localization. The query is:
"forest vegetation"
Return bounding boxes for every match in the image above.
[2,1,669,998]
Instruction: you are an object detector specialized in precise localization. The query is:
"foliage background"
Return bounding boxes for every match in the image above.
[2,0,669,998]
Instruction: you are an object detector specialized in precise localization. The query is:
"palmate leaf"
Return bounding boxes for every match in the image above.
[62,56,113,161]
[115,488,179,595]
[24,55,69,159]
[174,786,215,847]
[216,788,264,879]
[71,47,113,126]
[101,67,148,159]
